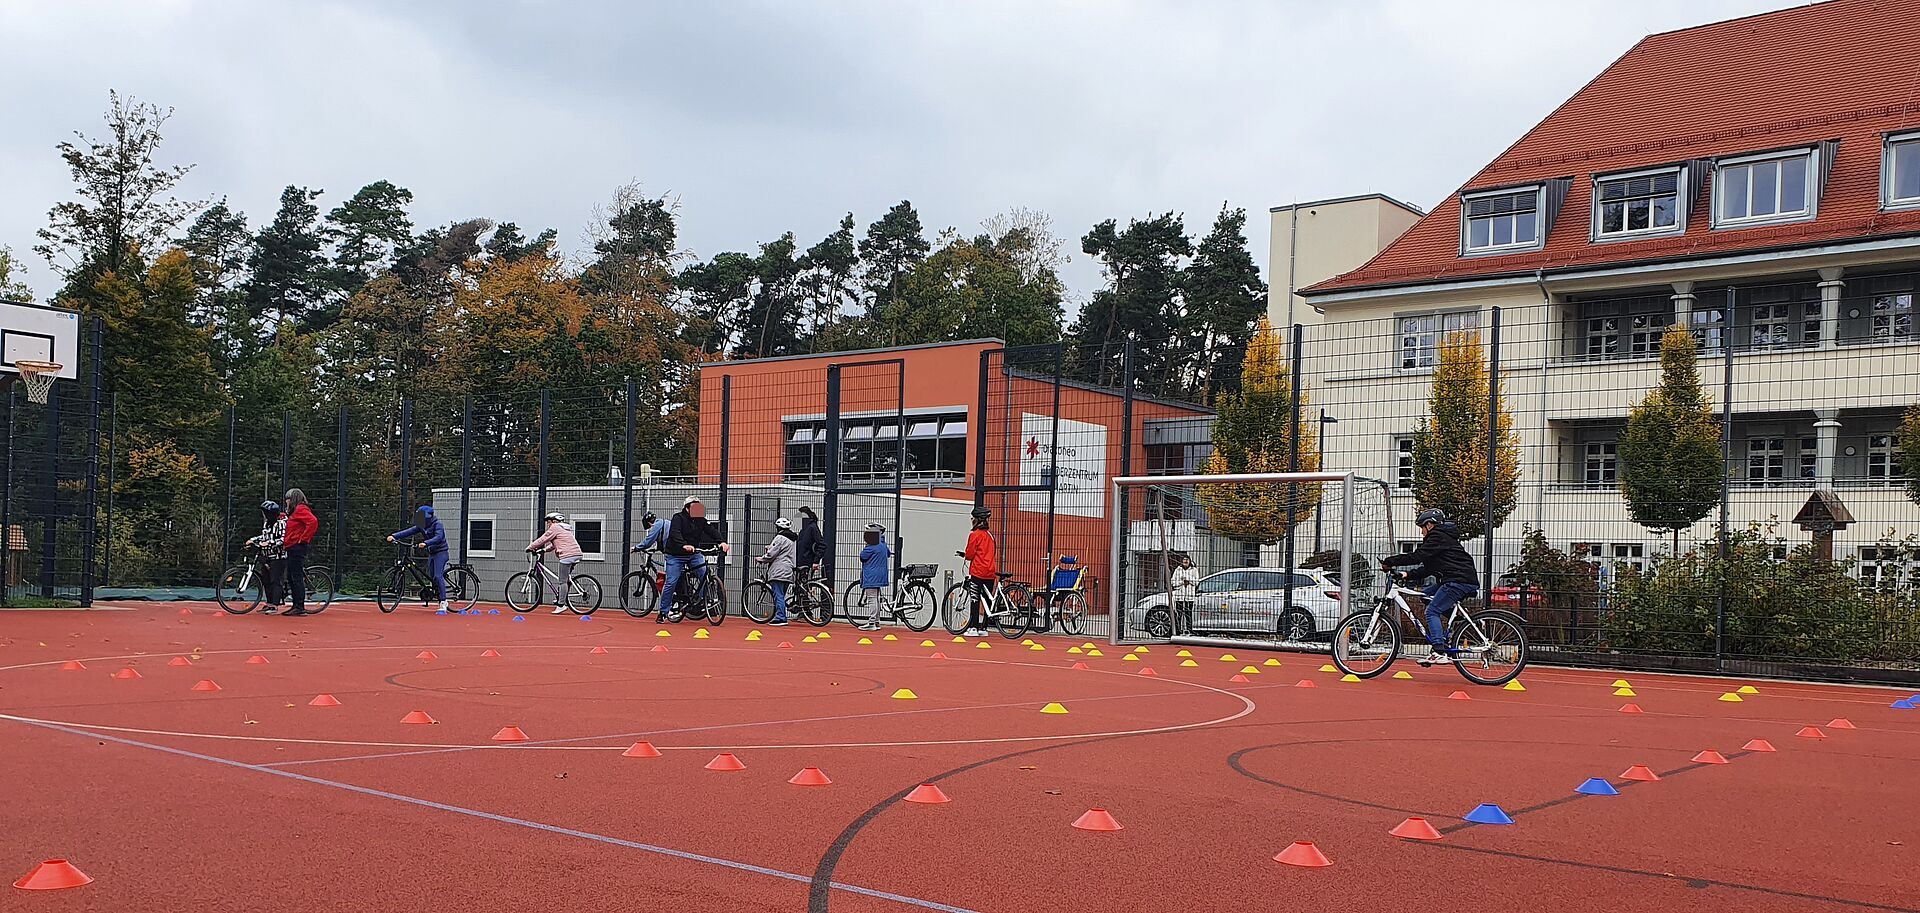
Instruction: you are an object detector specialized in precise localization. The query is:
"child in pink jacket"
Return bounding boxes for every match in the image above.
[527,511,584,613]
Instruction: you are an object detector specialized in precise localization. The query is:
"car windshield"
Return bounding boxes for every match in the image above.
[1196,572,1242,594]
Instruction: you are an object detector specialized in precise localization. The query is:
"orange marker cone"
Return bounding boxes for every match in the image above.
[904,783,951,804]
[1071,808,1123,831]
[245,655,270,665]
[179,606,194,616]
[13,859,92,890]
[778,642,794,649]
[400,710,436,724]
[493,726,529,742]
[789,767,833,786]
[1828,718,1856,730]
[1620,764,1659,781]
[308,693,340,707]
[651,644,669,653]
[113,668,140,680]
[1070,661,1089,670]
[1230,674,1250,683]
[590,645,610,655]
[1447,691,1471,701]
[1691,750,1729,764]
[622,741,662,758]
[1796,726,1826,739]
[1295,679,1316,688]
[1138,667,1158,676]
[1273,841,1332,867]
[415,650,437,660]
[480,649,502,658]
[1618,703,1644,714]
[1742,739,1775,752]
[191,679,221,692]
[168,656,192,667]
[60,660,85,671]
[705,753,747,771]
[1390,817,1442,840]
[931,651,949,660]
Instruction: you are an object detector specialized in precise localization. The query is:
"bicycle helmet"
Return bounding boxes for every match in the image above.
[682,496,702,508]
[774,517,792,530]
[864,522,886,533]
[260,500,282,515]
[970,506,991,521]
[1414,508,1448,528]
[642,511,657,526]
[543,511,567,523]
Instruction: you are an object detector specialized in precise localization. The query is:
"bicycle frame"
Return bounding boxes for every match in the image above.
[1370,577,1496,654]
[525,551,589,601]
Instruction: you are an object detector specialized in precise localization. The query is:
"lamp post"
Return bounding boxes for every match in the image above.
[1313,410,1339,554]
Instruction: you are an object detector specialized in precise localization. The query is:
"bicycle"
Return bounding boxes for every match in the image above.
[657,547,727,625]
[374,544,480,614]
[215,544,335,615]
[942,572,1031,638]
[1024,555,1089,637]
[505,549,603,615]
[1330,570,1528,686]
[837,564,940,632]
[619,549,664,618]
[745,564,831,626]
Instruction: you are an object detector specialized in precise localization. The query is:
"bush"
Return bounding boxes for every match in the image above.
[1507,527,1597,644]
[1302,549,1372,591]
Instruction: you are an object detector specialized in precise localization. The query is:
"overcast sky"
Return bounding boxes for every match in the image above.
[0,0,1804,305]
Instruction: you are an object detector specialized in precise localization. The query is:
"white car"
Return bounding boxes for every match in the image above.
[1128,567,1344,641]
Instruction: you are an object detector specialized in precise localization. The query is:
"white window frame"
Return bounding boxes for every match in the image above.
[1592,165,1685,240]
[466,514,497,559]
[1583,441,1618,487]
[1460,185,1546,255]
[1713,148,1818,229]
[1868,433,1901,482]
[1746,437,1786,482]
[1797,436,1818,481]
[1870,292,1914,341]
[1883,131,1920,212]
[570,514,607,561]
[1858,545,1918,589]
[1393,436,1415,490]
[1397,310,1480,370]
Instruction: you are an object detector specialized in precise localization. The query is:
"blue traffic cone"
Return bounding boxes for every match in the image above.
[511,616,526,623]
[1893,699,1914,709]
[488,608,500,615]
[435,609,448,615]
[1575,778,1619,796]
[1464,804,1514,825]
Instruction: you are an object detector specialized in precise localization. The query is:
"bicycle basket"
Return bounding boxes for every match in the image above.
[903,563,939,580]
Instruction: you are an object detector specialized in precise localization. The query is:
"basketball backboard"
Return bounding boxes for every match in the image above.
[0,301,80,380]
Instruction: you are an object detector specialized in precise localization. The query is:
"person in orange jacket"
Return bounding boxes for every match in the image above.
[957,506,997,636]
[281,488,319,617]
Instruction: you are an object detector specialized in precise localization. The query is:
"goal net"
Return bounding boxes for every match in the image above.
[1108,471,1395,648]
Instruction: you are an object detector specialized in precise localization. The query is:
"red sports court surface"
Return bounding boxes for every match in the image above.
[2,603,1915,912]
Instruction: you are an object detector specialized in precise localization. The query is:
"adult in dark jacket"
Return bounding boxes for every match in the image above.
[794,506,825,578]
[1380,508,1479,664]
[659,496,729,623]
[388,505,450,612]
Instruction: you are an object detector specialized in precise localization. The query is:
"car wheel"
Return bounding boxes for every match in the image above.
[1279,606,1315,642]
[1144,608,1172,639]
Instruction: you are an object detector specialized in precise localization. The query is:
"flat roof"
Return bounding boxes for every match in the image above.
[1269,193,1426,217]
[698,338,1004,369]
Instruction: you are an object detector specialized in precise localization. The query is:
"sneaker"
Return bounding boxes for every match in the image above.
[768,618,789,626]
[261,606,280,615]
[439,601,449,612]
[551,606,570,615]
[1418,648,1456,666]
[963,628,985,637]
[664,613,683,623]
[856,621,881,631]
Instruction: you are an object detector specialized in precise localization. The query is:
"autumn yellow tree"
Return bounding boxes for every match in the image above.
[1195,316,1319,544]
[1411,329,1519,540]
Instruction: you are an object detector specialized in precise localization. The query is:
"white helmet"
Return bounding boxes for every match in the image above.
[544,511,567,523]
[774,517,792,530]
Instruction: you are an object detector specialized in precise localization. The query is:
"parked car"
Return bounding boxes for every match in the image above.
[1488,574,1541,611]
[1128,567,1344,641]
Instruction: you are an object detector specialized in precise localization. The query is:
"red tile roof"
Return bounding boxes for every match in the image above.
[1308,0,1920,295]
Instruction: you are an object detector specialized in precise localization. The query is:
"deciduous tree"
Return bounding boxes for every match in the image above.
[1618,326,1724,553]
[1196,316,1318,544]
[35,92,199,292]
[1410,328,1518,540]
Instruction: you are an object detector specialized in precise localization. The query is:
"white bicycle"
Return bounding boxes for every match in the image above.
[505,549,603,615]
[1330,570,1528,686]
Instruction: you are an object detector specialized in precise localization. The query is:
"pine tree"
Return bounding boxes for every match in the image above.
[859,201,929,341]
[1180,204,1267,402]
[1069,214,1190,392]
[798,214,859,349]
[324,180,414,303]
[1619,326,1724,552]
[1410,328,1518,540]
[178,201,253,364]
[1195,316,1318,544]
[244,186,329,332]
[737,232,805,358]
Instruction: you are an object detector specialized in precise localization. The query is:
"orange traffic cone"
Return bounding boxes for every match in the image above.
[1620,764,1659,781]
[113,668,140,680]
[1828,718,1856,730]
[778,642,794,649]
[705,753,746,771]
[1069,661,1088,670]
[1618,703,1644,714]
[60,660,85,671]
[191,680,221,692]
[1138,667,1158,676]
[590,646,610,655]
[1229,674,1250,683]
[651,645,669,653]
[480,649,502,658]
[904,783,951,804]
[168,656,192,667]
[1447,691,1471,701]
[245,655,269,665]
[179,607,194,616]
[1071,808,1123,831]
[1742,739,1775,752]
[308,694,340,707]
[789,767,833,786]
[1691,750,1729,764]
[1273,841,1332,867]
[415,650,437,661]
[13,859,92,890]
[400,710,436,724]
[1390,817,1442,840]
[931,652,950,660]
[622,741,662,758]
[1796,726,1827,739]
[1295,679,1316,688]
[492,726,529,742]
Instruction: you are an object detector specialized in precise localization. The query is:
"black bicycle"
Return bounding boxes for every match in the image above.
[620,550,664,618]
[216,544,335,615]
[657,547,727,625]
[375,544,480,614]
[745,564,832,626]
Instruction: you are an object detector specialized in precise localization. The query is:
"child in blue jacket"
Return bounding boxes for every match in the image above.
[387,505,450,612]
[856,522,890,631]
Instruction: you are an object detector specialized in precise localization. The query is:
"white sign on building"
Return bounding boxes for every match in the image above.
[1018,413,1107,519]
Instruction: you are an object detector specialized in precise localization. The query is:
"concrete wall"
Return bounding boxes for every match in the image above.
[1268,195,1423,329]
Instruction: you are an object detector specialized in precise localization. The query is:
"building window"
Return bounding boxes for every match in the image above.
[1859,546,1917,589]
[571,516,605,560]
[1884,132,1920,210]
[466,515,495,559]
[1746,437,1785,482]
[1610,543,1646,572]
[1798,437,1818,480]
[1871,293,1914,341]
[1394,437,1415,490]
[785,410,968,483]
[1714,149,1814,227]
[1869,434,1901,481]
[1398,311,1479,369]
[1690,306,1726,353]
[1462,187,1542,253]
[1595,168,1682,238]
[1628,314,1663,356]
[1584,441,1618,486]
[1751,304,1792,350]
[1585,317,1620,357]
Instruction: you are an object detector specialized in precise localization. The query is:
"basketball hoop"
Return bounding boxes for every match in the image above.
[14,360,59,404]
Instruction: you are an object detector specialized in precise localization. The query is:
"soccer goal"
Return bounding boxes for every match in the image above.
[1107,471,1396,649]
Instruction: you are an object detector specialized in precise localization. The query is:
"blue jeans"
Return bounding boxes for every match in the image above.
[1424,582,1478,649]
[771,581,789,622]
[426,550,448,600]
[659,554,706,619]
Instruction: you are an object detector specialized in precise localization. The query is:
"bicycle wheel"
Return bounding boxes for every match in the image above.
[375,567,405,614]
[568,575,602,615]
[620,570,659,618]
[743,581,777,623]
[702,577,728,626]
[446,566,480,612]
[505,571,540,612]
[942,581,973,634]
[798,580,832,626]
[216,564,263,615]
[993,591,1030,639]
[1451,611,1528,686]
[1332,607,1401,678]
[900,582,937,632]
[1057,591,1088,637]
[840,580,864,619]
[303,566,334,614]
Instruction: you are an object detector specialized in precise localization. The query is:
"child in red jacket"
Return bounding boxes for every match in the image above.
[958,507,996,636]
[282,488,319,617]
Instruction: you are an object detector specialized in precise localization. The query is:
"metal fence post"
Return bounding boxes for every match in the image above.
[223,404,235,570]
[281,410,293,495]
[39,381,57,598]
[399,397,414,523]
[1716,288,1735,671]
[535,389,550,534]
[892,361,905,577]
[459,395,473,565]
[1,387,11,606]
[973,352,990,513]
[1117,341,1134,632]
[1286,324,1304,606]
[104,391,117,585]
[719,375,731,541]
[619,379,635,589]
[741,491,753,593]
[334,406,347,578]
[82,315,102,606]
[1483,306,1501,597]
[1046,346,1062,569]
[824,366,842,585]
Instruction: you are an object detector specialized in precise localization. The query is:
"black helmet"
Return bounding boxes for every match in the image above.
[642,511,658,526]
[1415,508,1448,527]
[970,506,991,521]
[261,500,282,515]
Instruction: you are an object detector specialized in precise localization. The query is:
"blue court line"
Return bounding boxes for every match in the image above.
[6,715,982,913]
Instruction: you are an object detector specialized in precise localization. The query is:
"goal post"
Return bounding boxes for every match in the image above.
[1107,471,1396,649]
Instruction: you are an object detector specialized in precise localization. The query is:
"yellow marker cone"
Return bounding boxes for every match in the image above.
[976,642,992,649]
[1021,639,1036,646]
[1718,692,1743,702]
[1086,649,1104,657]
[803,635,818,643]
[1263,658,1282,667]
[884,634,898,641]
[1318,664,1338,673]
[1219,654,1238,662]
[745,631,762,641]
[1029,644,1046,652]
[1392,671,1413,680]
[920,640,936,647]
[1133,646,1149,654]
[1081,642,1098,649]
[1503,680,1527,692]
[693,629,710,639]
[655,630,672,638]
[1175,649,1194,657]
[1122,654,1140,662]
[1039,702,1069,714]
[1611,679,1631,688]
[892,688,918,700]
[1179,659,1198,667]
[1736,685,1759,694]
[953,636,968,643]
[1613,687,1636,697]
[1067,646,1084,654]
[1340,673,1361,682]
[858,637,874,645]
[1239,666,1260,674]
[817,632,832,639]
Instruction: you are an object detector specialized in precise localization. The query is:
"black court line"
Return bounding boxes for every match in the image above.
[1435,748,1757,834]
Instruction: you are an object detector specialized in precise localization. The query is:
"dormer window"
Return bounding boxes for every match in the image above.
[1714,148,1817,228]
[1884,131,1920,211]
[1593,166,1684,239]
[1461,186,1544,254]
